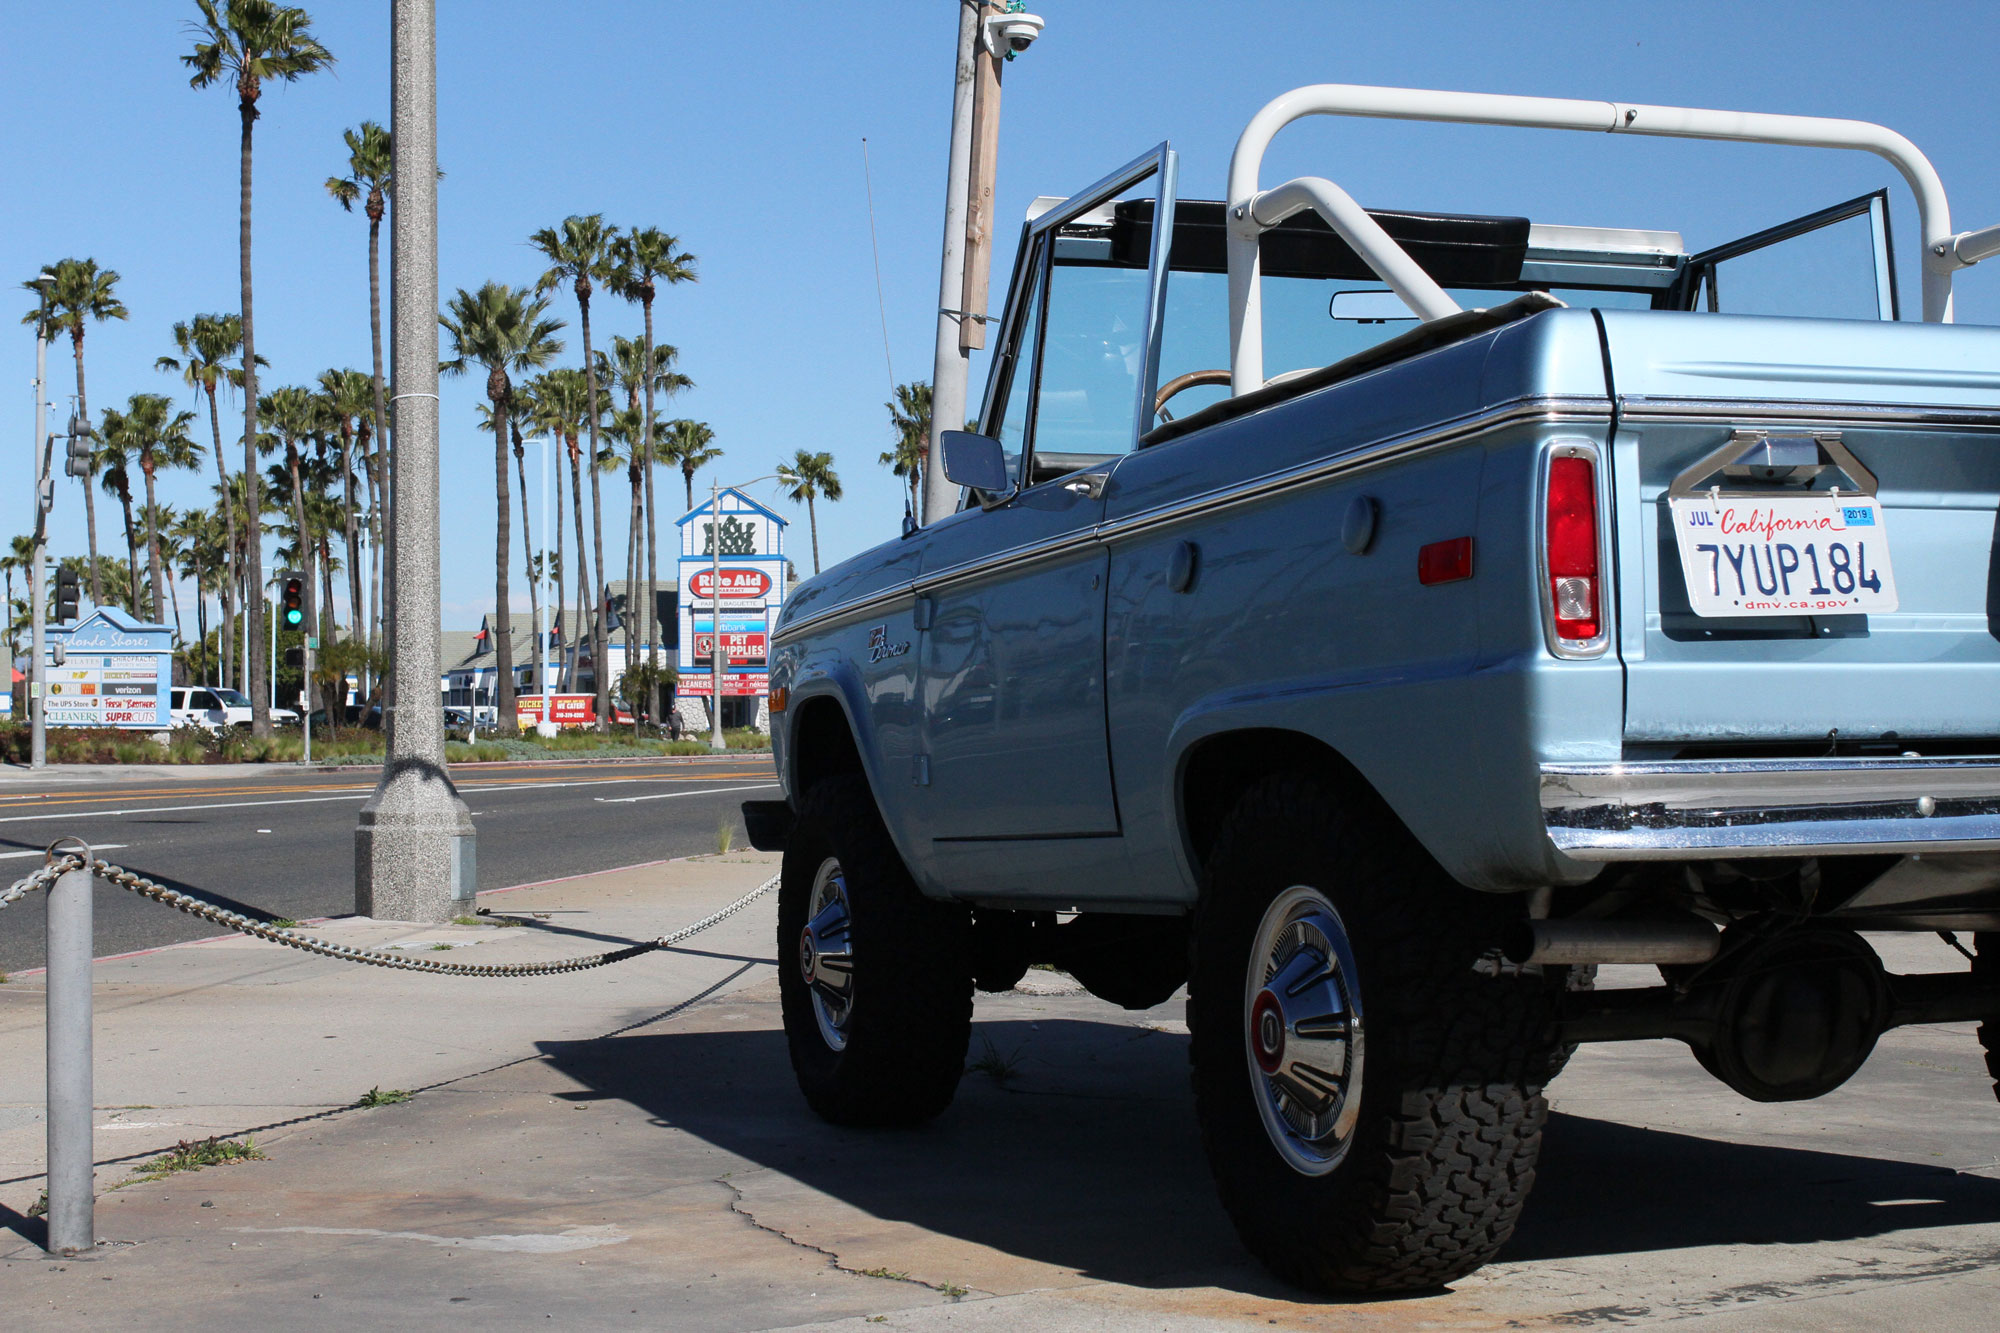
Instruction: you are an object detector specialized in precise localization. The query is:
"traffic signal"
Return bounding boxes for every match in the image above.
[283,646,304,669]
[280,574,304,628]
[63,418,92,479]
[54,567,79,622]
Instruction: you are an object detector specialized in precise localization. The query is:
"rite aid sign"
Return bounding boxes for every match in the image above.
[687,567,773,601]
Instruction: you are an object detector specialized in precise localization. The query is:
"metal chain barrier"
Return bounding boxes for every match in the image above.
[3,853,776,978]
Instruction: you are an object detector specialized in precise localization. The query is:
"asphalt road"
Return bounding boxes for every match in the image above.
[0,756,781,973]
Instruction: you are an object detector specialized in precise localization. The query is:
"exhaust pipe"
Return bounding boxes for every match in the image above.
[1503,915,1720,967]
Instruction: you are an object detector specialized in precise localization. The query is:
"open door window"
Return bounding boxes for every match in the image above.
[1671,190,1898,321]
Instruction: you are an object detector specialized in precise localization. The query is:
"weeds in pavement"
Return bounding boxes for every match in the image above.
[26,1190,47,1218]
[354,1087,412,1108]
[130,1137,264,1183]
[429,943,453,952]
[716,820,736,855]
[0,971,8,984]
[968,1036,1026,1086]
[267,919,301,930]
[937,1282,969,1300]
[856,1268,911,1281]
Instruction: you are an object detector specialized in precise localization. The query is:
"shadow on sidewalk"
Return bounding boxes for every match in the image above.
[539,1013,2000,1295]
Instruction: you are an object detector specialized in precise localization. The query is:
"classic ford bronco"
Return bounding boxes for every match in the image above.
[744,85,2000,1291]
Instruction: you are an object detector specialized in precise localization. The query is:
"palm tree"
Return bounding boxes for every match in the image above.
[115,393,204,625]
[776,450,843,575]
[92,408,145,616]
[530,214,619,726]
[172,507,227,682]
[157,312,257,689]
[442,282,565,736]
[610,228,697,683]
[25,258,128,607]
[318,368,373,657]
[478,403,544,690]
[523,369,591,687]
[184,0,335,735]
[1,534,32,674]
[883,381,932,520]
[661,419,721,513]
[594,332,693,666]
[324,121,396,558]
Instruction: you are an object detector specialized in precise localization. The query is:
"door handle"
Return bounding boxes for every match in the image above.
[1063,469,1112,500]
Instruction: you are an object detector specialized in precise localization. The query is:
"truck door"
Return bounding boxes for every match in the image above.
[915,147,1177,857]
[1670,190,1898,320]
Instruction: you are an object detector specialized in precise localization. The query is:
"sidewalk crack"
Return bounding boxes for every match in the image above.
[713,1173,980,1301]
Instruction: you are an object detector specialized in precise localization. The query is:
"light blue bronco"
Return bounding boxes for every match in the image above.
[741,85,2000,1292]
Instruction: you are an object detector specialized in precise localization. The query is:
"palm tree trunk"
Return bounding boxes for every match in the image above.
[640,294,662,713]
[625,464,642,672]
[808,493,820,575]
[117,483,141,614]
[644,452,662,716]
[514,428,539,694]
[165,549,184,642]
[194,581,207,684]
[492,388,517,736]
[567,436,591,699]
[239,93,268,736]
[683,466,695,514]
[204,382,237,691]
[141,457,166,624]
[340,421,363,661]
[554,434,566,689]
[72,333,103,609]
[286,442,314,717]
[581,293,609,730]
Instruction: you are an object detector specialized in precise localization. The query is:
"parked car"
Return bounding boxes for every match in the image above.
[748,85,2000,1293]
[169,686,298,732]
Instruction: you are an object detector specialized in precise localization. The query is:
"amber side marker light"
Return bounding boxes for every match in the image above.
[1418,537,1474,586]
[769,686,789,713]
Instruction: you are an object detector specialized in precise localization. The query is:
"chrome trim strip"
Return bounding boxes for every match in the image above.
[773,581,917,646]
[1100,394,1611,546]
[1620,396,2000,430]
[1543,758,2000,860]
[775,395,1610,643]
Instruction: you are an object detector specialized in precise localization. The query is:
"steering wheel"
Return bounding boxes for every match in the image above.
[1153,368,1232,422]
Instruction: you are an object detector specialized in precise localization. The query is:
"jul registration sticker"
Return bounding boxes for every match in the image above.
[1668,492,1898,617]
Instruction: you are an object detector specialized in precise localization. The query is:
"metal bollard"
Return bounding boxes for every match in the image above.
[44,839,94,1255]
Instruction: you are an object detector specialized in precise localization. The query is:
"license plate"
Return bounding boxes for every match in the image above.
[1667,492,1898,617]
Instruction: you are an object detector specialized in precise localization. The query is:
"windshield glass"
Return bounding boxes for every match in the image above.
[1146,272,1654,424]
[212,688,252,707]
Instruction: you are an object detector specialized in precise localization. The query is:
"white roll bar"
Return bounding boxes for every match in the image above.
[1226,83,1965,394]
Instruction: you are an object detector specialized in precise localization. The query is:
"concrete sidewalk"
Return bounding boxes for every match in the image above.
[3,856,2000,1330]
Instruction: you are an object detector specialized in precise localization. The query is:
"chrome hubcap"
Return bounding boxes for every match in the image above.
[1244,885,1365,1176]
[801,857,855,1051]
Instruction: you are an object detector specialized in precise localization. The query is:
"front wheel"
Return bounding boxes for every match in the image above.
[777,774,972,1126]
[1190,776,1557,1293]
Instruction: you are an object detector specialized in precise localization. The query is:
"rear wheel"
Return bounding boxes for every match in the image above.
[1190,776,1557,1292]
[778,775,972,1126]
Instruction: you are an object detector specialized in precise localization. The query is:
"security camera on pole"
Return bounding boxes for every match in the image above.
[924,0,1044,524]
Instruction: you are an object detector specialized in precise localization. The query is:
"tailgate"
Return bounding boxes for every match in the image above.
[1601,311,2000,752]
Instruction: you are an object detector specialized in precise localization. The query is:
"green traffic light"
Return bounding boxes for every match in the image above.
[284,608,303,627]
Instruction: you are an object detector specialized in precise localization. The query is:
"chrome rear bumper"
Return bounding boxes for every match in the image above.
[1541,758,2000,860]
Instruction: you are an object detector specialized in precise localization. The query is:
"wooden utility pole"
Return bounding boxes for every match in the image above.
[959,0,1003,353]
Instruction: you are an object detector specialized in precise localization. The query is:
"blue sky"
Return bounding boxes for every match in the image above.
[8,1,2000,629]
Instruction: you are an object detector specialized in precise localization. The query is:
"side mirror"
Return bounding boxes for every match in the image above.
[940,430,1009,493]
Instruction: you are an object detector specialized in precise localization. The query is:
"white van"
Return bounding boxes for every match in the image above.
[169,686,299,732]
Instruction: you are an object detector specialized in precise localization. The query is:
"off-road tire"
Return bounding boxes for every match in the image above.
[1189,775,1559,1293]
[778,774,972,1126]
[1976,933,2000,1102]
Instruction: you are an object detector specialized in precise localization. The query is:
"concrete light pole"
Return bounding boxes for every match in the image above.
[28,272,53,770]
[356,0,476,923]
[922,0,979,525]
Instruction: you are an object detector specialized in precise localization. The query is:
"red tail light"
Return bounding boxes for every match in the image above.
[1546,454,1599,642]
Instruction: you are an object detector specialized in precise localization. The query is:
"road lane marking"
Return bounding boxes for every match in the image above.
[592,782,779,805]
[0,770,775,815]
[0,843,127,860]
[0,780,781,824]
